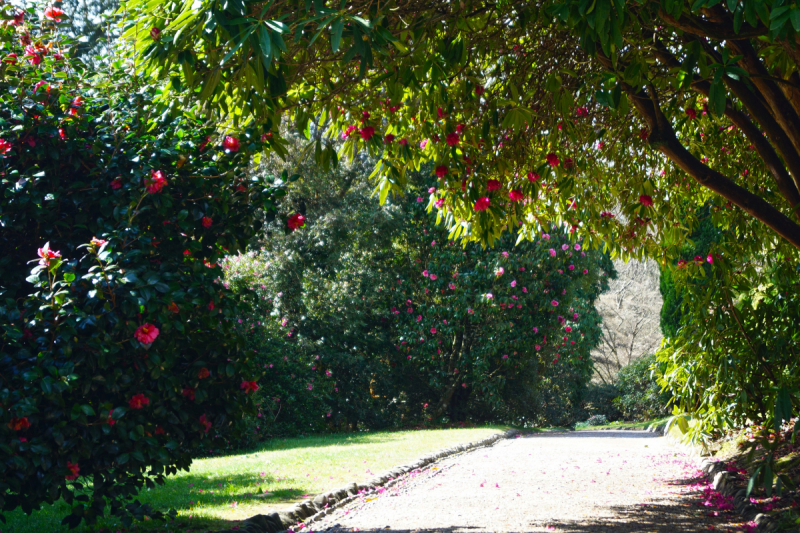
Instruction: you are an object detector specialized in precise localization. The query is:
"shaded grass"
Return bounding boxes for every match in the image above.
[5,425,508,532]
[575,416,671,431]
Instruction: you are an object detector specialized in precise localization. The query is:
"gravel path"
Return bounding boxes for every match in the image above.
[310,431,755,533]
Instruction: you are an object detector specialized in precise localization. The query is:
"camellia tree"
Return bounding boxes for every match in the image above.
[0,4,286,528]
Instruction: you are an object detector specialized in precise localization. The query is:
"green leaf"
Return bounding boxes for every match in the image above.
[331,18,344,52]
[258,26,272,69]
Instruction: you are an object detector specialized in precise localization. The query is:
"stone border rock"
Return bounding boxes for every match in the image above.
[215,428,520,533]
[698,458,777,532]
[594,423,667,434]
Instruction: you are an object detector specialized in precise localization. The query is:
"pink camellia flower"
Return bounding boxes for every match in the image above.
[639,194,654,207]
[535,344,541,351]
[549,249,556,257]
[420,139,429,149]
[487,179,501,191]
[428,186,437,193]
[422,270,429,277]
[222,136,240,152]
[546,153,560,167]
[65,461,80,480]
[399,138,408,146]
[417,197,423,202]
[307,384,313,391]
[128,394,150,409]
[574,243,581,251]
[384,134,395,144]
[90,237,107,248]
[150,27,161,40]
[568,264,575,271]
[241,380,259,393]
[467,308,474,314]
[202,216,213,228]
[474,197,490,211]
[707,254,714,264]
[430,274,438,280]
[435,165,448,178]
[199,414,212,433]
[44,5,65,21]
[287,213,306,230]
[446,132,460,146]
[37,243,61,266]
[485,292,493,299]
[449,283,456,290]
[430,327,437,334]
[502,354,509,359]
[510,280,517,287]
[435,198,445,208]
[551,300,559,307]
[508,189,523,201]
[496,267,504,276]
[145,169,167,193]
[134,323,159,344]
[565,326,572,333]
[583,269,588,274]
[359,126,375,141]
[562,244,569,251]
[532,327,539,333]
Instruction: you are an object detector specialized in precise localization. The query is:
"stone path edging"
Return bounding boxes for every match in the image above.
[217,428,520,533]
[698,458,777,532]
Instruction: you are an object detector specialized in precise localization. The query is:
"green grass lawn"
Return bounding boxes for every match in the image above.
[5,425,508,533]
[574,416,671,431]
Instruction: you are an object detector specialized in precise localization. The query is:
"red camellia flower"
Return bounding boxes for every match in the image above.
[145,169,167,193]
[508,189,523,202]
[686,108,697,119]
[167,301,179,313]
[527,172,540,182]
[202,216,212,228]
[44,5,65,21]
[435,165,448,178]
[639,194,654,207]
[155,425,165,435]
[198,367,211,379]
[0,138,11,155]
[222,136,240,152]
[182,386,196,401]
[7,416,31,431]
[241,380,259,394]
[474,197,490,211]
[106,411,116,426]
[456,124,466,134]
[128,393,150,409]
[12,11,25,25]
[90,237,107,248]
[65,461,80,480]
[359,126,375,141]
[150,27,161,40]
[134,323,159,344]
[110,178,122,189]
[639,127,649,140]
[384,134,395,144]
[398,138,408,146]
[199,414,212,433]
[37,244,61,266]
[546,153,560,167]
[446,132,460,146]
[486,179,501,191]
[3,53,17,65]
[287,213,306,231]
[475,85,485,96]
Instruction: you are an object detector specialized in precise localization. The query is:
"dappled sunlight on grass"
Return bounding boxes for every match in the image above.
[6,426,507,532]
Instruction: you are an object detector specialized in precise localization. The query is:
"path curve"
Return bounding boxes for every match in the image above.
[311,431,750,533]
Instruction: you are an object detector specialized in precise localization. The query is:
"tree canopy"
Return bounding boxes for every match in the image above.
[122,0,800,258]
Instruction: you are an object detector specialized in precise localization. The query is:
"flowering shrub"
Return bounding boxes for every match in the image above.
[224,141,612,432]
[0,6,284,528]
